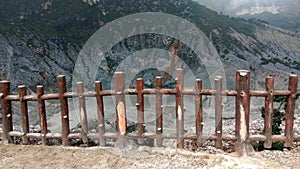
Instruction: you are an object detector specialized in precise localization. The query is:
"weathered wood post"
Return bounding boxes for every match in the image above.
[77,82,89,143]
[0,81,13,143]
[155,77,163,146]
[114,72,127,146]
[18,85,29,144]
[235,70,251,156]
[95,81,106,146]
[284,74,298,148]
[214,76,222,149]
[57,75,70,146]
[176,69,184,148]
[195,79,203,145]
[37,85,48,145]
[136,78,145,144]
[264,77,274,148]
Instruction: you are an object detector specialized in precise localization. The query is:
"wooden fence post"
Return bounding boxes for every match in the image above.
[18,85,29,144]
[264,77,274,148]
[95,81,106,146]
[77,82,89,143]
[136,78,145,145]
[176,69,184,149]
[37,85,48,145]
[195,79,203,145]
[215,76,222,149]
[155,77,163,146]
[235,70,251,156]
[0,81,12,143]
[114,72,127,146]
[284,74,298,148]
[57,75,70,146]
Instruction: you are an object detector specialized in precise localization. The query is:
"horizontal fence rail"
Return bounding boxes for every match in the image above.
[0,69,300,156]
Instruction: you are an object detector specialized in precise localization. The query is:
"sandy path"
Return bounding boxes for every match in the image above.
[0,144,285,169]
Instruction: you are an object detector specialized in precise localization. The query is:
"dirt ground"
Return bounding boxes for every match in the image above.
[0,143,289,169]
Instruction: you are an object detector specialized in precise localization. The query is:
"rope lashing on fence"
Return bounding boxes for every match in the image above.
[0,69,300,157]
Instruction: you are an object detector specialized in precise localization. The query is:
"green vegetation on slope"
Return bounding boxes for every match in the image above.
[0,0,256,49]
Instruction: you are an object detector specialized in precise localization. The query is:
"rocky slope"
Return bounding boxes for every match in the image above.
[0,0,300,129]
[0,0,299,91]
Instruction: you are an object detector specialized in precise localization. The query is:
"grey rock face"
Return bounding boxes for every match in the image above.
[0,33,78,93]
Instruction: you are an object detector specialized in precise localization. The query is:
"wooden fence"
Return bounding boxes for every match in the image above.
[0,69,300,156]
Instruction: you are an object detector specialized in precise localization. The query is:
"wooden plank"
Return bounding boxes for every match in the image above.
[235,70,251,156]
[37,85,48,145]
[57,75,70,146]
[114,72,127,146]
[155,77,163,146]
[136,78,145,144]
[284,74,298,147]
[95,81,106,146]
[77,82,89,143]
[18,85,29,144]
[214,76,222,149]
[0,81,13,143]
[264,77,274,148]
[176,69,184,149]
[195,79,203,145]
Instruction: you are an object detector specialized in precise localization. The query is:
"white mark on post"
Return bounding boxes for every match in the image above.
[239,70,248,77]
[268,103,273,129]
[117,101,126,135]
[240,104,247,141]
[80,107,85,120]
[178,106,182,121]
